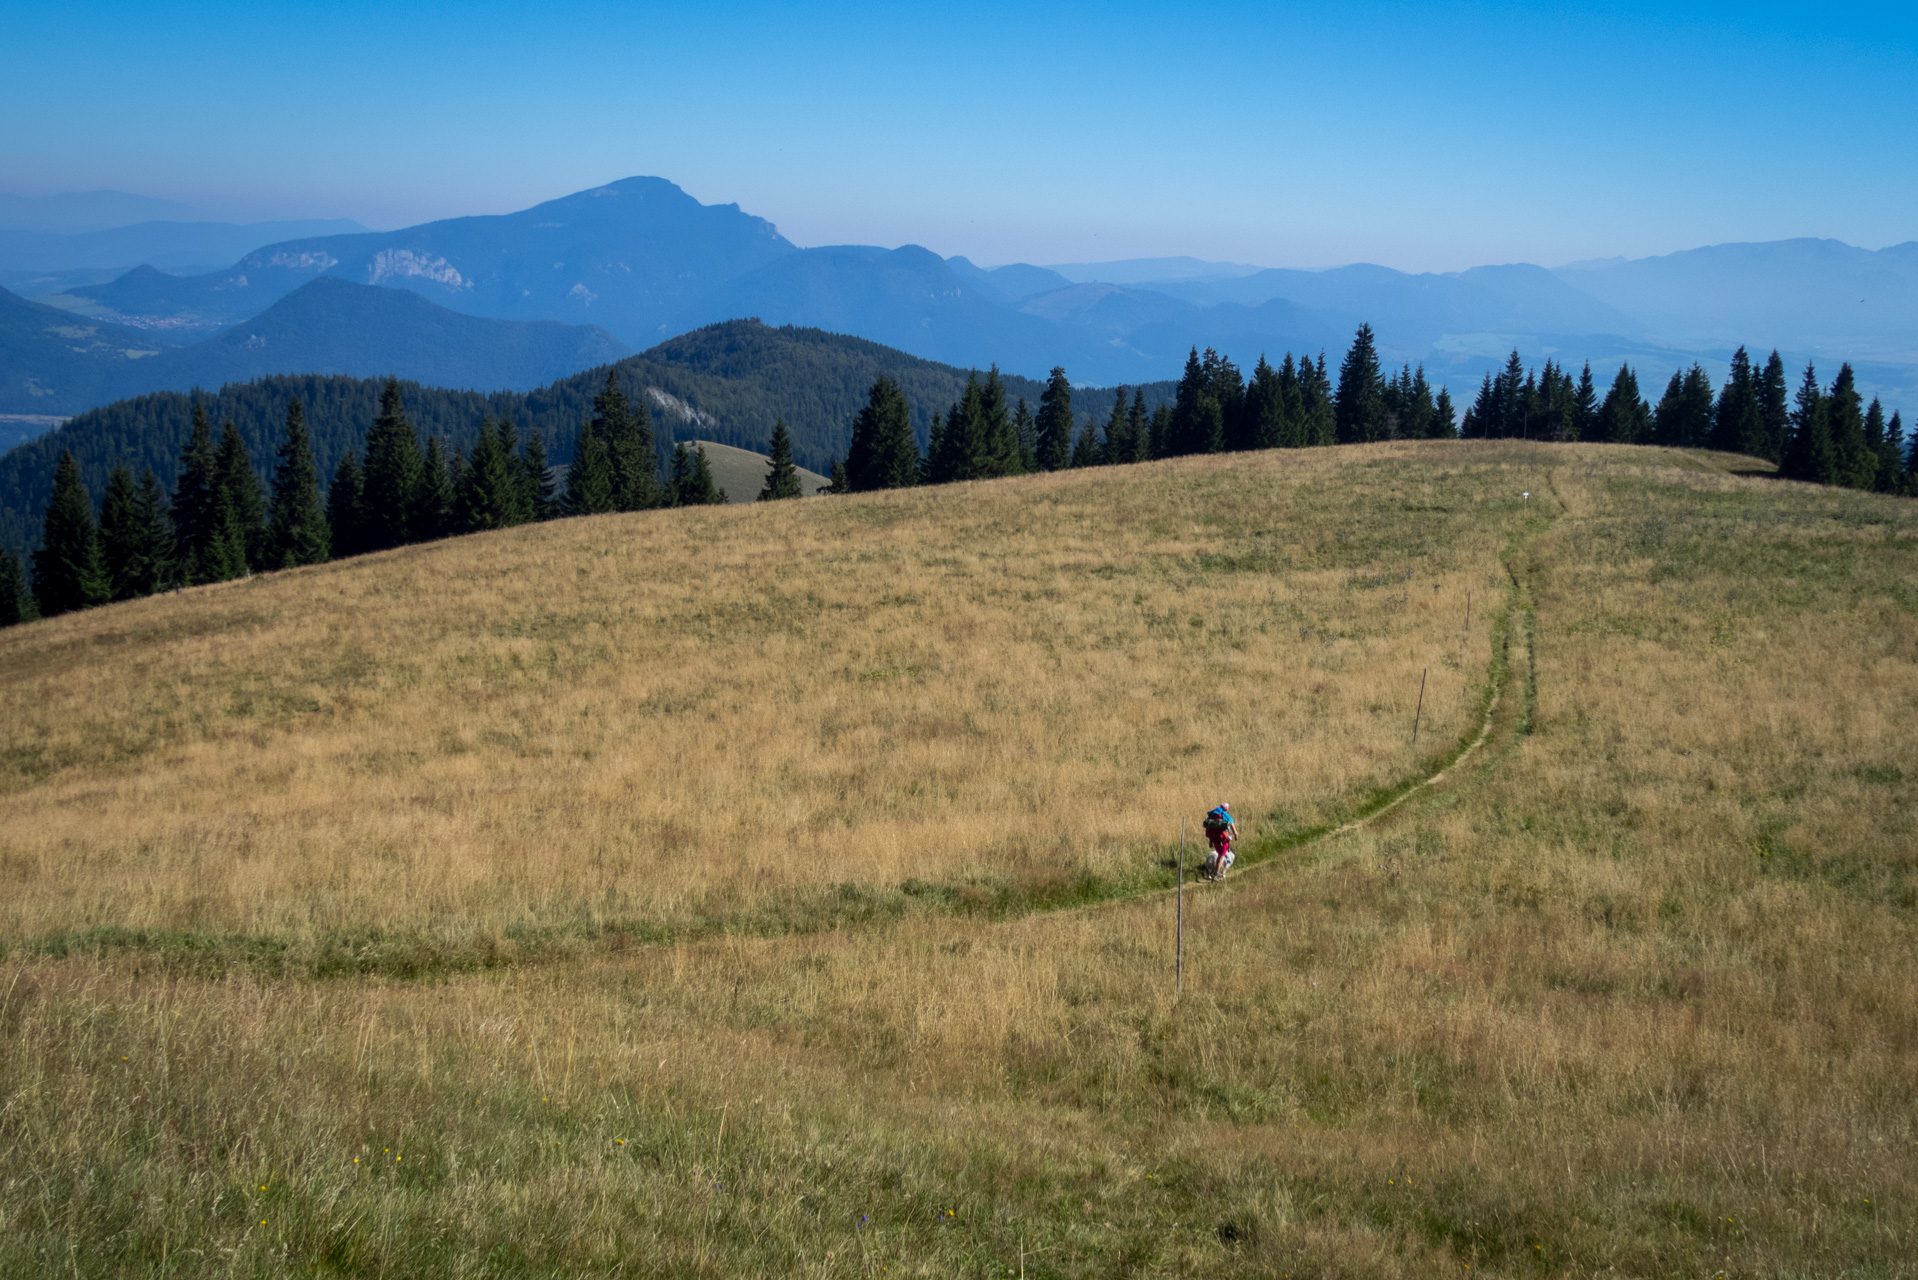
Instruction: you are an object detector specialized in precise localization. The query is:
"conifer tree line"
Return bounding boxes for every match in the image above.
[7,371,773,626]
[833,327,1453,492]
[1459,344,1915,492]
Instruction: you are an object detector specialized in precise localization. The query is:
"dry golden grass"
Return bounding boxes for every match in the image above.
[3,441,1915,1277]
[0,443,1512,946]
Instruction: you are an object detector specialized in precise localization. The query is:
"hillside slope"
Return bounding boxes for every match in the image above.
[1,443,1912,1276]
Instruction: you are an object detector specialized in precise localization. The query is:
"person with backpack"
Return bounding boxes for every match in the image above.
[1202,803,1238,880]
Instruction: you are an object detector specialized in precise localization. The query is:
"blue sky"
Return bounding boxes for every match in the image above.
[4,0,1914,271]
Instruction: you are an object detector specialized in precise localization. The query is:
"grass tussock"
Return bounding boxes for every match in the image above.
[3,441,1916,1276]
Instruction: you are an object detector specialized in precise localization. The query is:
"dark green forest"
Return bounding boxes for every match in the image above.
[3,319,1912,631]
[0,321,1178,555]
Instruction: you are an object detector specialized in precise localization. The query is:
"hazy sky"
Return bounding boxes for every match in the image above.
[4,1,1914,271]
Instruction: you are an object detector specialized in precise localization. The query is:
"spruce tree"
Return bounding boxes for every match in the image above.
[215,420,266,568]
[519,427,553,520]
[665,442,692,506]
[758,419,804,500]
[129,470,173,592]
[826,457,848,494]
[1035,366,1074,471]
[266,400,330,567]
[1244,359,1282,449]
[33,451,109,615]
[1755,351,1790,462]
[418,436,456,541]
[1070,415,1101,467]
[98,466,169,599]
[457,418,512,531]
[1866,399,1901,493]
[928,380,995,483]
[1783,363,1836,484]
[1712,348,1759,454]
[1462,373,1495,439]
[1825,364,1872,489]
[1572,362,1598,441]
[1127,388,1150,460]
[1167,349,1207,456]
[98,466,142,601]
[564,419,616,515]
[1104,387,1134,462]
[592,371,660,511]
[1148,404,1174,459]
[846,376,919,491]
[171,403,220,582]
[1433,385,1458,439]
[1013,398,1038,473]
[327,450,366,558]
[1597,365,1649,444]
[979,368,1020,475]
[360,378,423,549]
[0,548,37,626]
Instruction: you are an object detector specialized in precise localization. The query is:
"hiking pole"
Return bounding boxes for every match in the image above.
[1412,668,1427,744]
[1176,818,1185,1004]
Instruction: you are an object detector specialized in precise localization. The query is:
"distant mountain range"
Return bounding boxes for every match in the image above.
[3,175,1915,428]
[0,276,630,412]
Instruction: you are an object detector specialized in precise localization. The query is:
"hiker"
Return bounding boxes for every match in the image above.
[1202,803,1237,880]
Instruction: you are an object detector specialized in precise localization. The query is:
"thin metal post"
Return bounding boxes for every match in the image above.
[1412,668,1428,743]
[1176,818,1185,1003]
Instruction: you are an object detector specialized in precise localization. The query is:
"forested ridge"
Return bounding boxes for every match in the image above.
[0,321,1177,554]
[3,320,1911,630]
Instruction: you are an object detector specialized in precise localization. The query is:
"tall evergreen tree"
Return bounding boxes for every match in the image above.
[979,368,1021,475]
[1165,348,1208,457]
[266,399,330,568]
[1128,388,1151,460]
[1572,362,1598,441]
[845,375,919,491]
[1012,398,1038,472]
[361,378,424,550]
[1070,415,1101,468]
[1755,351,1790,462]
[1865,399,1900,493]
[1596,364,1649,444]
[1654,364,1715,448]
[926,378,1000,483]
[97,465,142,601]
[519,426,553,520]
[417,436,456,540]
[1888,411,1909,494]
[1244,358,1285,449]
[826,457,848,495]
[98,466,170,598]
[327,450,367,558]
[593,370,660,511]
[1782,363,1836,484]
[457,418,515,531]
[667,443,724,506]
[1712,347,1759,454]
[564,419,616,515]
[0,547,37,626]
[171,403,221,582]
[1462,372,1495,439]
[1825,364,1873,490]
[1148,403,1175,459]
[1035,366,1074,471]
[1433,384,1458,439]
[33,451,109,615]
[758,419,804,500]
[1204,349,1244,450]
[1103,387,1135,462]
[215,420,266,568]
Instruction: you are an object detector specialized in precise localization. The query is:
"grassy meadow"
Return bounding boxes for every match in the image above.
[2,441,1915,1276]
